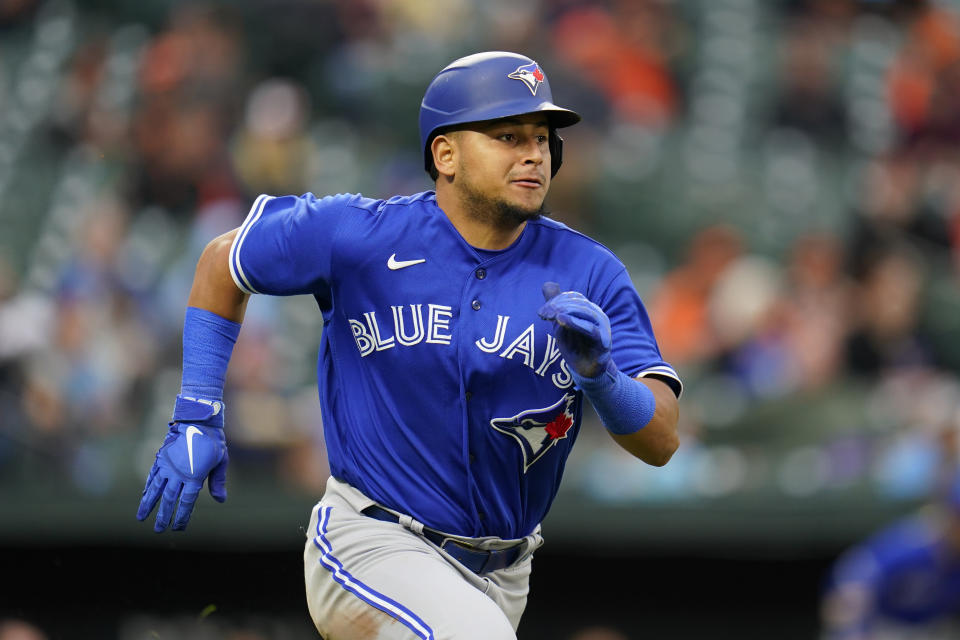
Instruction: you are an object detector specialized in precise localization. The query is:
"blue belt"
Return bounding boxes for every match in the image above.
[360,505,524,575]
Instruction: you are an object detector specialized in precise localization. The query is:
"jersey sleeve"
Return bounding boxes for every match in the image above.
[229,192,358,296]
[820,544,882,637]
[598,267,683,397]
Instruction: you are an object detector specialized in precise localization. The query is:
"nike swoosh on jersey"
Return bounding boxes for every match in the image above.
[186,426,202,475]
[387,254,426,270]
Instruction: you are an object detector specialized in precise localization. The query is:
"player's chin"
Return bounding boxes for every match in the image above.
[507,184,547,211]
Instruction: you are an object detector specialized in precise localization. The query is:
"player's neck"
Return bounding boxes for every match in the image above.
[448,212,526,251]
[435,188,526,251]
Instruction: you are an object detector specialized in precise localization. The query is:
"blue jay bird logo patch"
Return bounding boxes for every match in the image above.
[508,62,545,96]
[490,394,576,472]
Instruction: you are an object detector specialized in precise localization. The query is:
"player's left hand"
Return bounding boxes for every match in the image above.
[538,281,613,379]
[136,421,228,533]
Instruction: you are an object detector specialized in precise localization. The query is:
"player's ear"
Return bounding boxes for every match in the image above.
[431,133,457,179]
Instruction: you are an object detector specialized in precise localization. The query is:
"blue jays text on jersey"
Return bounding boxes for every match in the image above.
[350,303,574,390]
[228,191,682,539]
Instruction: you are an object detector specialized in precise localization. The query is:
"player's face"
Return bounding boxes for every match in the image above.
[452,114,551,226]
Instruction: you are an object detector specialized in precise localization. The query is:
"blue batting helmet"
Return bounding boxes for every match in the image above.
[419,51,581,178]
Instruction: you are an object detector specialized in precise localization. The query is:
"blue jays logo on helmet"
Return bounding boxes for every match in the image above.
[508,61,545,96]
[490,394,576,472]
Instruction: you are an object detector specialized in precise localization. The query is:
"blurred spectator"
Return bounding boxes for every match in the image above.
[820,468,960,639]
[549,1,681,128]
[382,0,477,49]
[887,5,960,152]
[567,625,630,640]
[230,77,317,197]
[778,232,854,392]
[706,231,854,399]
[138,4,244,99]
[789,0,859,29]
[0,0,37,27]
[647,224,743,367]
[0,620,47,640]
[0,261,52,363]
[844,241,933,376]
[866,368,960,503]
[770,15,849,148]
[708,253,789,397]
[49,38,108,148]
[847,151,954,272]
[128,3,246,216]
[14,196,161,488]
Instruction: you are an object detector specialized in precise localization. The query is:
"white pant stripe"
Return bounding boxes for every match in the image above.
[313,506,435,639]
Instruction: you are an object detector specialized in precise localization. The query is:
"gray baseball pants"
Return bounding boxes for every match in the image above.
[303,477,543,639]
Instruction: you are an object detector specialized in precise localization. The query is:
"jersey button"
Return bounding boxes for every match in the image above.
[469,453,476,463]
[471,299,481,311]
[477,511,485,520]
[465,391,473,401]
[475,268,486,280]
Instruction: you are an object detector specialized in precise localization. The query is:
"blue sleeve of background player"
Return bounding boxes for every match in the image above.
[597,267,683,397]
[820,515,943,638]
[228,192,360,296]
[820,540,884,638]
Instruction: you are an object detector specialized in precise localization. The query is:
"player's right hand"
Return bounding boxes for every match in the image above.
[136,420,228,533]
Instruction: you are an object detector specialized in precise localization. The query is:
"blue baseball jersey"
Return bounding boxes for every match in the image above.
[228,190,681,539]
[823,512,960,636]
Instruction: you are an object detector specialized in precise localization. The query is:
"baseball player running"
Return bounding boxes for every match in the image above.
[136,51,682,639]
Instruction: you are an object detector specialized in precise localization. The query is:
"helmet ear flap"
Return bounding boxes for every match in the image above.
[549,129,564,178]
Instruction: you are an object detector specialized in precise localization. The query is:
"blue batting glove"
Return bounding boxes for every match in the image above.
[538,281,613,380]
[136,396,228,533]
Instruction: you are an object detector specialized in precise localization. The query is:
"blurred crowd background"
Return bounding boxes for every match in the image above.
[2,0,960,637]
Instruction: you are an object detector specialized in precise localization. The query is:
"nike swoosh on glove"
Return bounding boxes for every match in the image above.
[537,281,613,380]
[136,422,228,532]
